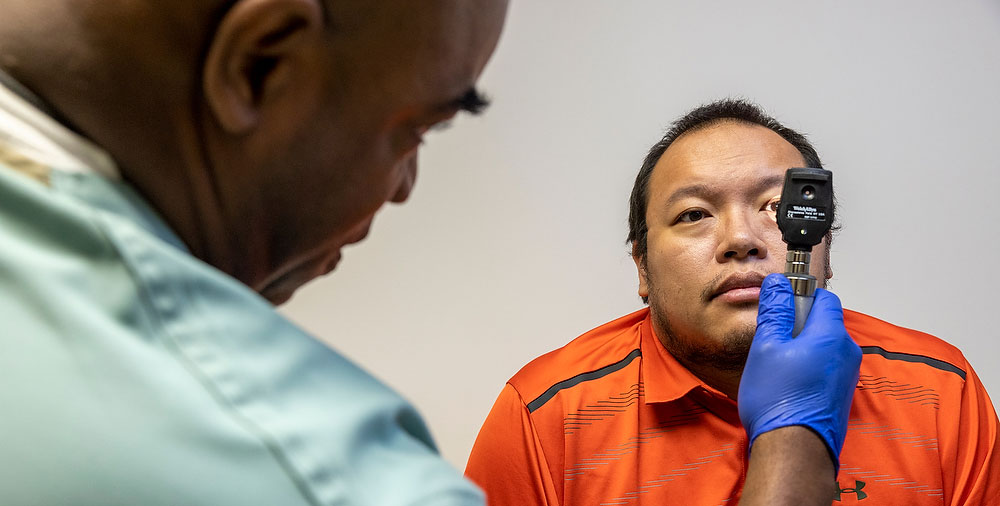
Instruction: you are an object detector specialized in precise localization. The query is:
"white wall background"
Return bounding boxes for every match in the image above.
[282,0,1000,470]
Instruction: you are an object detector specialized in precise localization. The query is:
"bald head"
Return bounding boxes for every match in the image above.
[0,0,509,303]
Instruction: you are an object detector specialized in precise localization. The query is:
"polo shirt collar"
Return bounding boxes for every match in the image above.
[639,312,733,404]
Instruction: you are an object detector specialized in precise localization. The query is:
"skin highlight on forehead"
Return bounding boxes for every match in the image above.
[655,122,808,181]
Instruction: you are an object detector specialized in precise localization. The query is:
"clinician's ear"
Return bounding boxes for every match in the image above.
[202,0,325,134]
[632,243,649,299]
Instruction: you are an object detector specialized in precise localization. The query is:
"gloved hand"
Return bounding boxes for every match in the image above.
[737,273,862,472]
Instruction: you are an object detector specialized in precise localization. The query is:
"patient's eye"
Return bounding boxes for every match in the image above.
[676,209,707,223]
[762,195,781,222]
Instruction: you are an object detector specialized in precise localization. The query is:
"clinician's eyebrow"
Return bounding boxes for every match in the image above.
[426,88,490,132]
[661,173,787,210]
[444,87,490,115]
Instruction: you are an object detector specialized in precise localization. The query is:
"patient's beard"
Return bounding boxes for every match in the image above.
[650,308,755,374]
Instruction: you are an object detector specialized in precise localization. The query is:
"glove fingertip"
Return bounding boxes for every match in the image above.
[812,288,844,313]
[756,274,794,336]
[761,273,792,294]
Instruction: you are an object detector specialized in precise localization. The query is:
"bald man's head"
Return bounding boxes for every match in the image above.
[0,0,508,304]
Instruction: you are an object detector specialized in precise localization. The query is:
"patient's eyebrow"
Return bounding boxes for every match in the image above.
[754,173,787,195]
[660,173,787,210]
[661,183,716,210]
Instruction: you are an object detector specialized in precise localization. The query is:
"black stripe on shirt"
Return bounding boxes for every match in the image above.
[527,349,642,413]
[861,345,966,380]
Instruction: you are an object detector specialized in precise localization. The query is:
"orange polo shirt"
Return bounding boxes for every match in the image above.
[465,308,1000,505]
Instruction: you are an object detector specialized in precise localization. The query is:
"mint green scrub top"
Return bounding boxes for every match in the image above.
[0,153,484,504]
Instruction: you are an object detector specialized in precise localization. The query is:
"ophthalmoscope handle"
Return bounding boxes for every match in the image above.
[792,294,814,337]
[785,250,817,338]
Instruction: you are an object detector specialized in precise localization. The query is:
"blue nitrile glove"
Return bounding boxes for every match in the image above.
[737,273,862,472]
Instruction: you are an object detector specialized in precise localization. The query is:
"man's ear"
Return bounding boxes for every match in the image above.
[632,243,649,299]
[202,0,324,134]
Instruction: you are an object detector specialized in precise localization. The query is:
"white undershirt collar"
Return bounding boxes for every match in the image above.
[0,72,120,180]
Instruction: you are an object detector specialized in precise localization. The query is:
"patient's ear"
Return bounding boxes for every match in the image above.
[202,0,324,134]
[632,243,649,299]
[824,241,834,281]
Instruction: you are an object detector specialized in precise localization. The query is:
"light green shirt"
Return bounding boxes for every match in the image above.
[0,81,483,506]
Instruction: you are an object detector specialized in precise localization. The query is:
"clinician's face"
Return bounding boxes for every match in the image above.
[635,122,829,370]
[249,0,508,303]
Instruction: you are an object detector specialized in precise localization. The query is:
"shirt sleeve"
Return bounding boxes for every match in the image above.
[465,383,560,506]
[940,359,1000,505]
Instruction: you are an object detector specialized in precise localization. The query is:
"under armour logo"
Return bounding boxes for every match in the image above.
[834,480,868,501]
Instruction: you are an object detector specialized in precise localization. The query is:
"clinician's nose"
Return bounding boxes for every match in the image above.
[390,155,418,203]
[715,208,768,262]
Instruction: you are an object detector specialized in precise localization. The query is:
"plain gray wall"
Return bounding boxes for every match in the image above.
[282,0,1000,470]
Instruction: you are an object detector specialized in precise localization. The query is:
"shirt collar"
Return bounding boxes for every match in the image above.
[0,68,120,180]
[639,311,733,404]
